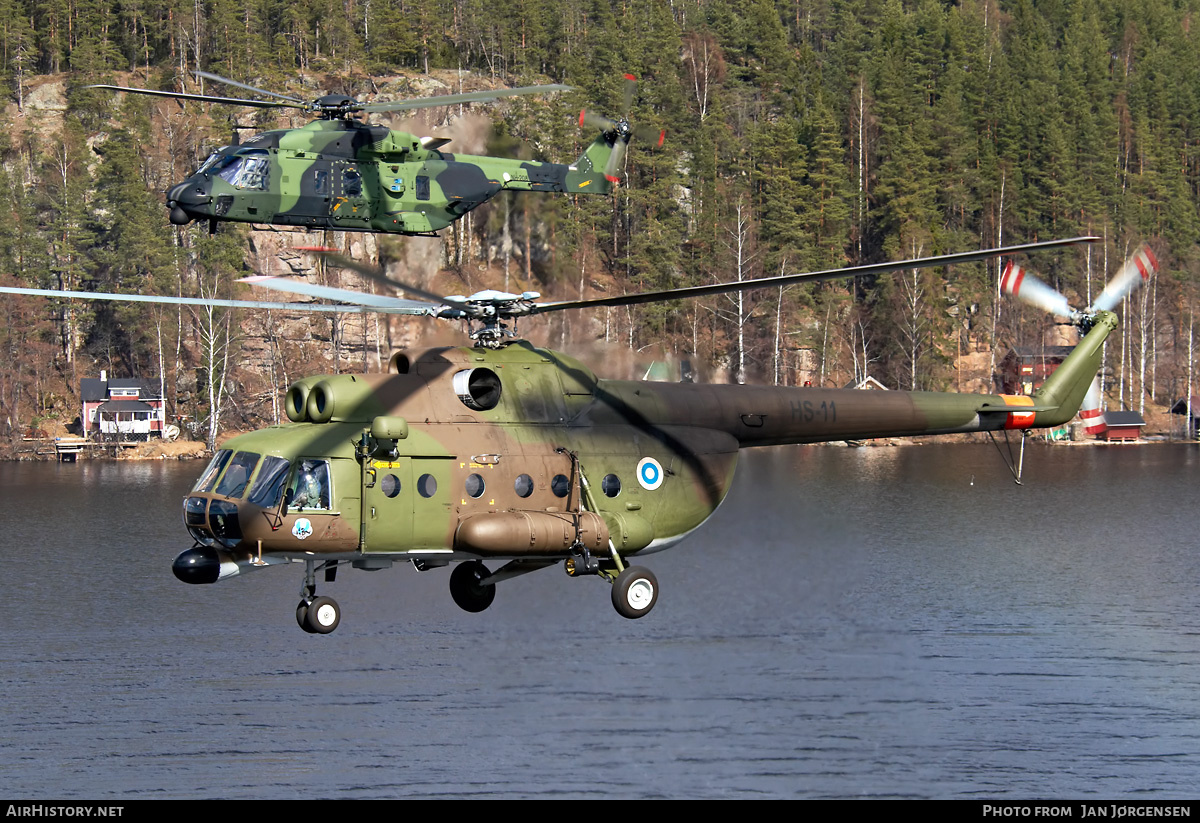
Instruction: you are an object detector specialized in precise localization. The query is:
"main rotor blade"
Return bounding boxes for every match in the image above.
[193,70,306,104]
[1000,260,1078,319]
[535,237,1100,314]
[86,84,294,110]
[313,252,453,305]
[1089,243,1158,313]
[0,284,372,313]
[362,84,572,114]
[238,275,440,312]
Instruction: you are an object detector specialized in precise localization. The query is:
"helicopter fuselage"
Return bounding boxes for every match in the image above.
[166,120,617,234]
[174,319,1112,591]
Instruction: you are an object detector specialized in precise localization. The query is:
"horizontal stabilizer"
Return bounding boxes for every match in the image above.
[976,404,1058,414]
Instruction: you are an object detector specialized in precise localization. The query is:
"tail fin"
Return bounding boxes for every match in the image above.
[1031,312,1118,427]
[562,132,626,194]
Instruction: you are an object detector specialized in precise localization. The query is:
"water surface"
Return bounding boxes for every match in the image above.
[1,444,1197,798]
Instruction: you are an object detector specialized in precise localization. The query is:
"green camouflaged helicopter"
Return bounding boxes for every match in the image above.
[91,72,657,235]
[0,236,1152,632]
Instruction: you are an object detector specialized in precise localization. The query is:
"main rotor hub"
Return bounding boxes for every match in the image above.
[443,290,541,349]
[311,94,363,119]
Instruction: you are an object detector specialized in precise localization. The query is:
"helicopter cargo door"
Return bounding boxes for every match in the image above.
[333,161,373,229]
[362,456,453,553]
[363,457,412,552]
[279,157,334,222]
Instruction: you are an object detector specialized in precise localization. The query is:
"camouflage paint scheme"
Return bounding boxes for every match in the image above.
[166,119,621,233]
[177,312,1115,617]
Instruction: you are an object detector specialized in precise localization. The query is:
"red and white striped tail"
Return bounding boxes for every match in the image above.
[1079,376,1106,436]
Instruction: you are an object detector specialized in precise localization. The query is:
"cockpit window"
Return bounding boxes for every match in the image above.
[217,151,270,191]
[193,450,232,492]
[196,151,234,175]
[248,456,291,508]
[215,451,261,498]
[288,459,332,511]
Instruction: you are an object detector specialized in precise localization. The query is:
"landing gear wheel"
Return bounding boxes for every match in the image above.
[611,566,658,619]
[296,601,315,633]
[304,596,341,633]
[449,561,496,613]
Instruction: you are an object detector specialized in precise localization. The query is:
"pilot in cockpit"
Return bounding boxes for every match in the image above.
[291,460,330,510]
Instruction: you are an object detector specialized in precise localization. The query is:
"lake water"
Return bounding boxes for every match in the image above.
[1,443,1197,799]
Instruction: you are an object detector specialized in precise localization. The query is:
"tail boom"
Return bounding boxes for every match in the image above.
[598,311,1116,447]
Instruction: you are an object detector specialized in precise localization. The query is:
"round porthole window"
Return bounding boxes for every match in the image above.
[417,473,438,498]
[380,474,401,498]
[602,474,621,497]
[514,474,534,498]
[551,474,570,498]
[465,473,485,498]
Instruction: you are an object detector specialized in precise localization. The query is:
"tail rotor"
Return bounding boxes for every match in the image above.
[577,74,665,183]
[1000,242,1158,436]
[1002,242,1156,327]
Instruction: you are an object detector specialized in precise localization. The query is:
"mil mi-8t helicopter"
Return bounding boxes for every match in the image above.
[91,72,657,235]
[0,236,1154,633]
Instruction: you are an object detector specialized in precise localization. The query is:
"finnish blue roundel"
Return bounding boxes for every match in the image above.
[636,457,665,491]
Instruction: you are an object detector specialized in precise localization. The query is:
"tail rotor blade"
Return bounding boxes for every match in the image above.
[1089,243,1158,313]
[604,138,629,182]
[622,73,637,115]
[580,109,618,132]
[1000,260,1077,319]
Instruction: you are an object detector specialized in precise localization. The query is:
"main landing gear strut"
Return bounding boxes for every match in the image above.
[442,540,661,621]
[443,556,660,620]
[563,536,659,619]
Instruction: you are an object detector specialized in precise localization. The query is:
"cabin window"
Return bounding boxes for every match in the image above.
[465,474,485,499]
[551,474,570,498]
[602,474,622,498]
[248,456,291,508]
[514,474,534,498]
[215,451,260,499]
[415,176,430,200]
[194,450,232,492]
[417,473,438,498]
[313,169,329,195]
[343,167,363,197]
[380,474,402,498]
[288,459,332,511]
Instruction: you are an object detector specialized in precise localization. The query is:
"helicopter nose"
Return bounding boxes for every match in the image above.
[166,181,189,203]
[172,546,227,584]
[165,179,212,224]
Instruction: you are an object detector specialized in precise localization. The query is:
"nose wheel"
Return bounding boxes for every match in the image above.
[297,596,341,633]
[295,559,342,633]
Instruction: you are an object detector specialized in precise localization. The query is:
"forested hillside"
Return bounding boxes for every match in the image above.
[1,0,1197,447]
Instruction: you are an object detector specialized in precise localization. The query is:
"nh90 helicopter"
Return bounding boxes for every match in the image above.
[0,237,1153,632]
[91,72,659,235]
